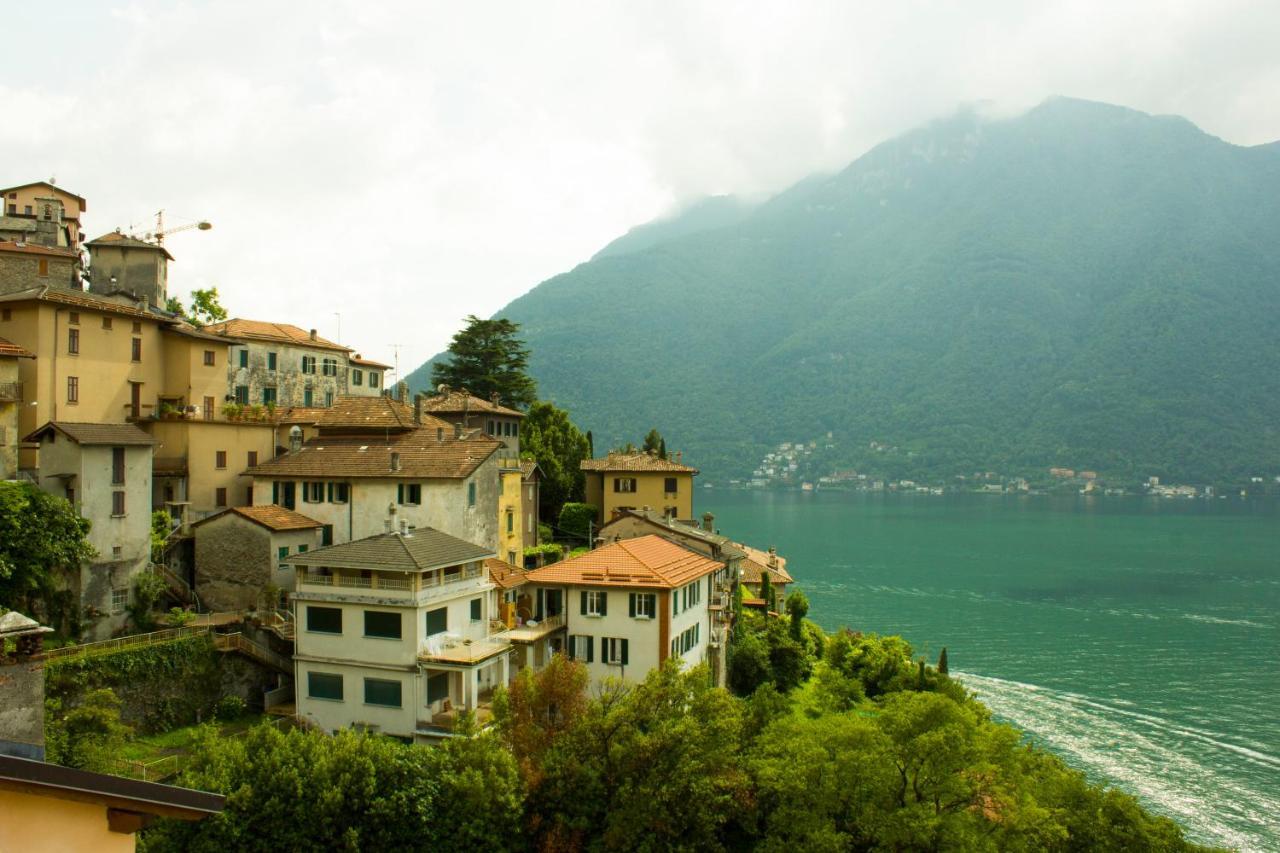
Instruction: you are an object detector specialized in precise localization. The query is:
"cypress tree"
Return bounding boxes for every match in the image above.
[938,647,949,675]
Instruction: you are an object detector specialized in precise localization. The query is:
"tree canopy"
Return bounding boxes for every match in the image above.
[165,287,228,328]
[431,315,537,409]
[0,481,94,630]
[520,400,589,521]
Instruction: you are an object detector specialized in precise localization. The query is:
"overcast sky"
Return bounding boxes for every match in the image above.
[4,1,1278,378]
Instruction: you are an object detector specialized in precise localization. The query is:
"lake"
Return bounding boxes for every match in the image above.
[702,490,1280,851]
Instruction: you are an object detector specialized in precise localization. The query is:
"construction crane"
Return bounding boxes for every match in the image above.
[145,210,212,244]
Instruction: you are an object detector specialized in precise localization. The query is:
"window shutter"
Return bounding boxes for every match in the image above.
[272,481,279,504]
[397,483,404,504]
[580,591,587,615]
[567,636,575,660]
[327,482,333,502]
[586,636,594,663]
[599,592,607,616]
[621,639,629,666]
[673,593,679,616]
[628,593,636,618]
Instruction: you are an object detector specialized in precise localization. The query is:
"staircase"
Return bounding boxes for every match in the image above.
[264,609,295,641]
[213,632,292,674]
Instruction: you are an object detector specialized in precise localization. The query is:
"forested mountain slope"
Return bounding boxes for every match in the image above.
[409,98,1280,482]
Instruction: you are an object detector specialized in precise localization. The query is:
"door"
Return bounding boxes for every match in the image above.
[281,481,296,510]
[129,382,142,420]
[544,588,563,618]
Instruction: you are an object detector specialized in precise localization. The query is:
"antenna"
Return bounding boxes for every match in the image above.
[388,344,405,385]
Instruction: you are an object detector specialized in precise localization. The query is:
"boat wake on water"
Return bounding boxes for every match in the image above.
[955,671,1280,852]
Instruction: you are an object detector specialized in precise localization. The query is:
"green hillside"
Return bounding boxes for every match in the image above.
[409,98,1280,483]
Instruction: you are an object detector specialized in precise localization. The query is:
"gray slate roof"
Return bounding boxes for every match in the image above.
[282,529,495,572]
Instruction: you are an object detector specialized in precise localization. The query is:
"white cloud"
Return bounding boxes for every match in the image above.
[2,0,1277,377]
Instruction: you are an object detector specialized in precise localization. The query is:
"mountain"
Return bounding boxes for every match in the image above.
[407,98,1280,483]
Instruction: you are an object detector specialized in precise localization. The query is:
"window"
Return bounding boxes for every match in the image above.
[305,481,324,503]
[215,450,227,469]
[112,546,122,559]
[37,258,49,277]
[397,483,421,505]
[68,311,79,325]
[238,349,248,368]
[307,606,342,634]
[301,355,316,374]
[307,672,343,701]
[131,338,141,361]
[568,634,594,662]
[1,309,9,321]
[102,317,112,330]
[426,607,447,636]
[262,387,277,405]
[581,590,607,617]
[67,328,79,354]
[66,376,79,403]
[203,396,214,420]
[235,385,249,405]
[364,610,402,639]
[328,482,349,503]
[427,672,449,704]
[110,587,128,614]
[629,592,656,619]
[322,524,333,546]
[203,350,215,366]
[278,546,289,570]
[613,477,637,493]
[664,477,678,494]
[215,487,227,507]
[352,369,363,386]
[470,598,482,622]
[369,372,380,388]
[601,637,629,666]
[245,486,254,505]
[508,550,517,564]
[487,420,495,436]
[132,321,142,333]
[106,448,125,487]
[506,511,514,533]
[467,482,476,507]
[324,390,334,407]
[322,358,337,377]
[303,388,313,407]
[111,491,125,516]
[298,544,308,554]
[267,352,278,371]
[248,450,259,467]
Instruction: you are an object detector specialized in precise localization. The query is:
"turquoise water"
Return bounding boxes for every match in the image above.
[703,491,1280,851]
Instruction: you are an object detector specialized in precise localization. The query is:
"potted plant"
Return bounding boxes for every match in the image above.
[221,402,242,420]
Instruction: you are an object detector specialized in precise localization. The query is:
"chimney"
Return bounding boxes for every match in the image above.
[390,451,401,472]
[490,391,500,406]
[437,427,444,441]
[309,328,317,340]
[289,425,303,454]
[396,381,408,403]
[413,393,424,426]
[676,451,683,463]
[454,422,464,439]
[384,517,393,533]
[0,613,54,760]
[768,546,778,569]
[702,512,715,533]
[399,519,410,537]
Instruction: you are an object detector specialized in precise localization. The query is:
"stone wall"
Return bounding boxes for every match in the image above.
[0,252,77,295]
[194,514,272,612]
[0,655,45,759]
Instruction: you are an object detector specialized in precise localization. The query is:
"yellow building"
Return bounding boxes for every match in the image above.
[498,462,524,565]
[0,336,34,478]
[0,180,87,250]
[581,451,698,525]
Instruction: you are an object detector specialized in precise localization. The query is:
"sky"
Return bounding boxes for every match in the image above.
[3,1,1278,379]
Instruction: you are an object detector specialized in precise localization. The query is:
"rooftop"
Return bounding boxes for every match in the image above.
[735,543,793,585]
[246,431,500,479]
[598,507,746,559]
[526,534,721,589]
[349,353,391,369]
[194,505,323,532]
[203,318,350,353]
[0,286,168,321]
[283,529,495,573]
[420,388,524,418]
[314,395,448,432]
[85,231,175,261]
[25,421,154,446]
[581,451,698,474]
[0,181,87,211]
[0,240,80,259]
[485,558,528,590]
[520,460,540,479]
[0,336,34,358]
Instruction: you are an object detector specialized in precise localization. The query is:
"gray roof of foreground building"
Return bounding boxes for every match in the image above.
[282,529,496,573]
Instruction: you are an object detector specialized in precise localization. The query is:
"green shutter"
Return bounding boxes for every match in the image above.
[580,591,588,615]
[567,636,576,660]
[397,483,404,504]
[673,591,679,616]
[628,593,636,618]
[586,635,594,663]
[599,592,607,616]
[600,637,607,663]
[621,639,629,666]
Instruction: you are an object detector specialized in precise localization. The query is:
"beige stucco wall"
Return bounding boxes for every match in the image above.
[146,420,275,517]
[586,470,695,524]
[0,789,134,853]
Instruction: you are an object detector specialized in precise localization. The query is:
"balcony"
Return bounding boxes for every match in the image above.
[419,621,511,665]
[298,563,485,601]
[0,381,21,403]
[506,611,566,643]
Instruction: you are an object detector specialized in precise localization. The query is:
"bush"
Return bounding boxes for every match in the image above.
[557,502,597,544]
[129,572,169,632]
[523,543,565,566]
[214,695,247,722]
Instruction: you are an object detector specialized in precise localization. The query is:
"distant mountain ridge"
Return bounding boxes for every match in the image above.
[408,98,1280,483]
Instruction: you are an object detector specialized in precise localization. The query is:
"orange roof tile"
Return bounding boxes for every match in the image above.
[525,535,721,589]
[736,543,793,585]
[485,558,528,590]
[349,354,391,369]
[246,431,501,479]
[0,241,80,259]
[314,395,450,432]
[0,286,163,320]
[203,318,351,352]
[85,231,175,261]
[581,451,698,474]
[194,505,323,532]
[0,336,33,358]
[420,388,524,418]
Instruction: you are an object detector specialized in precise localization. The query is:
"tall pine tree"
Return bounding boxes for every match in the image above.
[432,315,537,409]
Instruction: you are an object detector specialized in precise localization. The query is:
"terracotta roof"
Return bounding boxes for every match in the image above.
[526,535,721,589]
[276,406,328,425]
[0,336,34,358]
[203,318,351,353]
[485,558,528,590]
[314,395,450,432]
[736,543,793,585]
[597,508,745,559]
[245,431,500,479]
[0,240,79,259]
[581,452,698,474]
[349,354,391,369]
[0,286,164,321]
[520,460,540,479]
[282,529,495,572]
[85,231,175,261]
[162,323,233,344]
[420,388,524,418]
[0,181,87,210]
[193,505,323,532]
[24,421,154,446]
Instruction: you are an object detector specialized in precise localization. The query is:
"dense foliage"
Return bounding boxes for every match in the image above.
[165,287,228,327]
[520,400,590,520]
[556,502,597,544]
[431,315,537,409]
[0,481,94,633]
[410,99,1280,482]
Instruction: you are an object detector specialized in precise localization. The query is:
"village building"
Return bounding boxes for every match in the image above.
[0,336,34,478]
[581,451,698,525]
[486,557,565,674]
[286,527,511,742]
[523,535,723,687]
[736,543,792,609]
[0,182,86,263]
[520,460,542,549]
[84,232,174,308]
[23,422,155,638]
[192,505,324,611]
[0,242,80,296]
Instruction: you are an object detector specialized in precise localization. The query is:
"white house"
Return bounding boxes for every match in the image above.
[286,526,511,742]
[524,535,723,687]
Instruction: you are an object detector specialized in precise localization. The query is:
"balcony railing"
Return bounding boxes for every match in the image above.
[506,611,566,643]
[299,566,478,594]
[419,623,511,664]
[0,381,21,402]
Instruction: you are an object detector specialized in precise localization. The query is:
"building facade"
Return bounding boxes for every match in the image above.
[192,505,323,611]
[581,451,698,524]
[0,337,33,478]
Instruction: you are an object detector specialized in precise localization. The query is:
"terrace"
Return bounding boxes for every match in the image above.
[297,562,486,601]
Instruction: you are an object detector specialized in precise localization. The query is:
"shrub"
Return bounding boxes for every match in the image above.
[214,694,247,722]
[557,502,597,544]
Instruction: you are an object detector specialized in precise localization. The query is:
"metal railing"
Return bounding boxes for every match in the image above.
[300,565,479,593]
[213,632,292,673]
[45,626,211,661]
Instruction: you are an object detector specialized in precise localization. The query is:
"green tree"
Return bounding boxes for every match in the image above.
[759,570,775,612]
[494,653,589,789]
[47,688,132,772]
[785,589,809,641]
[520,400,590,521]
[0,482,94,629]
[432,315,537,409]
[642,428,664,456]
[938,646,949,675]
[165,287,227,327]
[557,502,596,545]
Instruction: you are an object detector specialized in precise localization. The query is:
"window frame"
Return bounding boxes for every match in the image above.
[307,671,343,702]
[66,376,78,403]
[363,610,402,640]
[306,606,343,635]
